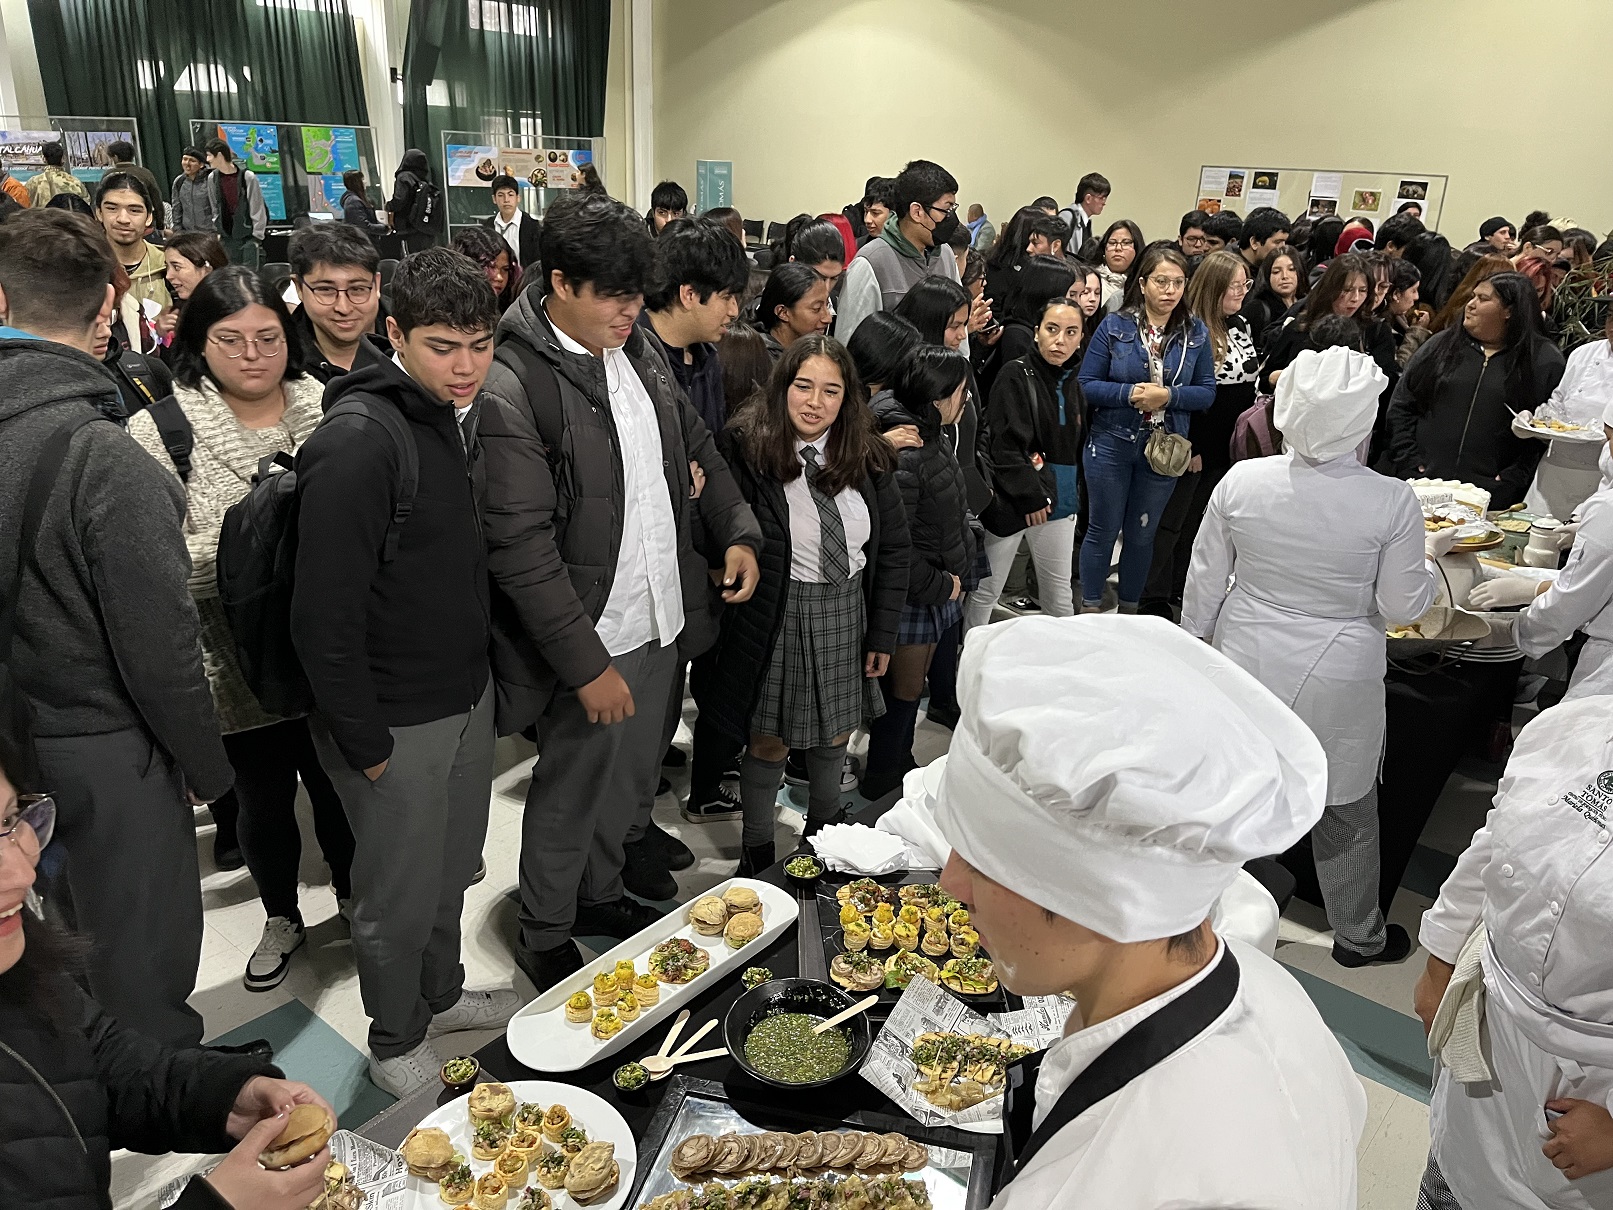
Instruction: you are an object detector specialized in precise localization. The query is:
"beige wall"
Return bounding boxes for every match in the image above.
[650,0,1613,244]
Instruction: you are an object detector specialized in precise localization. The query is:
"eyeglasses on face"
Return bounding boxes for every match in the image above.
[301,282,375,305]
[1107,237,1135,250]
[208,332,285,358]
[1,794,54,862]
[1147,275,1187,290]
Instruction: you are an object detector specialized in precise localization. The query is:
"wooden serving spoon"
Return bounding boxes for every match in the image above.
[641,1045,729,1077]
[812,994,880,1035]
[643,1017,721,1079]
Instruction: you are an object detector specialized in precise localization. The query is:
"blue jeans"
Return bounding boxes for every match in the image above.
[1079,433,1182,606]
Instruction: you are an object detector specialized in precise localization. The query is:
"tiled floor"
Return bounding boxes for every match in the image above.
[111,701,1500,1210]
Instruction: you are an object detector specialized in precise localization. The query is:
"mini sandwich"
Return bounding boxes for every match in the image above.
[258,1104,334,1170]
[725,909,763,949]
[722,885,761,917]
[688,896,728,936]
[401,1127,458,1180]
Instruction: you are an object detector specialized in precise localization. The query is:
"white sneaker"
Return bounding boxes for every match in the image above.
[368,1039,441,1098]
[427,987,523,1037]
[840,755,859,793]
[243,917,304,991]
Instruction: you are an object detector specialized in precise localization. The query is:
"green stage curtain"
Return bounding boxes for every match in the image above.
[28,0,368,199]
[403,0,609,183]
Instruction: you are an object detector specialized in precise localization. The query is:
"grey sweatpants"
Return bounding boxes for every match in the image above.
[1313,784,1388,956]
[311,683,495,1059]
[519,640,678,952]
[35,729,205,1048]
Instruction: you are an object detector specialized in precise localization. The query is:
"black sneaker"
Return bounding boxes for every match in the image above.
[640,819,694,870]
[1332,923,1413,968]
[924,700,960,731]
[682,784,743,823]
[783,751,809,786]
[1006,597,1041,613]
[662,745,687,769]
[575,896,664,938]
[514,939,586,992]
[621,839,679,901]
[213,835,245,872]
[208,1037,275,1061]
[803,807,849,838]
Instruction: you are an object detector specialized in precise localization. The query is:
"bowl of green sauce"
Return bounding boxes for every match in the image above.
[724,978,872,1089]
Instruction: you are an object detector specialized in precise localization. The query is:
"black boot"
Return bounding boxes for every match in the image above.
[735,840,776,877]
[860,696,920,801]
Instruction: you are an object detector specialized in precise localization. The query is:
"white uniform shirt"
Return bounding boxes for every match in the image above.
[991,937,1365,1209]
[549,316,684,656]
[493,208,524,261]
[1514,485,1613,700]
[785,435,871,582]
[1420,696,1613,1209]
[1527,340,1613,519]
[1182,450,1438,803]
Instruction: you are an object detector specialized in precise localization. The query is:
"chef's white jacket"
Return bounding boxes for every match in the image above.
[1515,486,1613,701]
[1182,450,1438,803]
[1420,696,1613,1209]
[1527,340,1613,521]
[990,937,1365,1209]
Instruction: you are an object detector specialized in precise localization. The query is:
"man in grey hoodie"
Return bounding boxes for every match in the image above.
[0,210,232,1046]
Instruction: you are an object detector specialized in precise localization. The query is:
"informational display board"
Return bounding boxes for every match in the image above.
[696,159,732,213]
[191,119,380,225]
[0,115,139,188]
[440,129,603,232]
[1193,165,1448,232]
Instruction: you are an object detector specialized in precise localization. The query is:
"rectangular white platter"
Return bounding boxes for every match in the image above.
[506,877,799,1072]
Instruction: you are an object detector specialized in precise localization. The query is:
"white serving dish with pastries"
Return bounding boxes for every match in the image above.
[402,1079,633,1209]
[506,877,798,1072]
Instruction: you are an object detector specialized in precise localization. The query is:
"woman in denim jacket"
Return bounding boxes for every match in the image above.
[1077,244,1215,611]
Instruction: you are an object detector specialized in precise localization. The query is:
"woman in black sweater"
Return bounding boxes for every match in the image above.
[1241,244,1308,353]
[698,336,909,873]
[861,346,976,798]
[1261,252,1395,387]
[1386,271,1566,508]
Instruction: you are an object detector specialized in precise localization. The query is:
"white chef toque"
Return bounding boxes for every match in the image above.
[1274,345,1388,461]
[934,615,1328,944]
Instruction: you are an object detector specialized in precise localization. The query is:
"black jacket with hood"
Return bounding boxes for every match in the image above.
[478,289,762,735]
[0,337,231,797]
[290,355,490,771]
[386,149,431,238]
[1386,327,1566,508]
[871,390,977,606]
[980,349,1084,537]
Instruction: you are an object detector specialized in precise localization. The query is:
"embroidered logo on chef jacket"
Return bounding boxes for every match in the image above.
[1563,771,1613,826]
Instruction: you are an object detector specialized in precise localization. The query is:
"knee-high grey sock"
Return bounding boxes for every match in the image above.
[739,753,787,848]
[805,742,850,823]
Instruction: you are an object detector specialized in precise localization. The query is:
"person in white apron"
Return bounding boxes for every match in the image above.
[1183,346,1451,965]
[1516,310,1613,521]
[1470,403,1613,700]
[933,614,1366,1209]
[1413,694,1613,1209]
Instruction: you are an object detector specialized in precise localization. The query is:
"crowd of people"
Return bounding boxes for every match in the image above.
[3,136,1613,1208]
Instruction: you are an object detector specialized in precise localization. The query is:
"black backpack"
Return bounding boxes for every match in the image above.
[1,413,105,789]
[215,397,419,718]
[408,177,444,234]
[145,395,195,480]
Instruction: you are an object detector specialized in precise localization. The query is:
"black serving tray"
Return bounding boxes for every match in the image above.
[815,871,1009,1016]
[629,1075,999,1209]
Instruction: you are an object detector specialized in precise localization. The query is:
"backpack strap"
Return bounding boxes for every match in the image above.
[144,395,195,482]
[2,414,105,661]
[493,338,567,460]
[323,397,419,563]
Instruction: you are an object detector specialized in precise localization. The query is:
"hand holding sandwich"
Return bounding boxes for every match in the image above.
[207,1081,335,1209]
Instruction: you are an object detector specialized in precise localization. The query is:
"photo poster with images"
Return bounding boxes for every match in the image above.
[445,144,592,191]
[1193,165,1447,228]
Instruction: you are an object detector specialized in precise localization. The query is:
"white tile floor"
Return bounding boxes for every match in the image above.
[115,713,1459,1209]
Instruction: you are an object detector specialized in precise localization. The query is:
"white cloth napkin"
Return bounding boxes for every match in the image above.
[808,823,908,875]
[874,761,953,870]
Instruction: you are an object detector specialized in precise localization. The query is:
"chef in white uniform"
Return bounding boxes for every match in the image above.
[1183,346,1452,966]
[1469,402,1613,702]
[1516,309,1613,521]
[1414,694,1613,1209]
[935,613,1366,1209]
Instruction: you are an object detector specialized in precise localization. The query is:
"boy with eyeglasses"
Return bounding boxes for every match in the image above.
[288,223,389,381]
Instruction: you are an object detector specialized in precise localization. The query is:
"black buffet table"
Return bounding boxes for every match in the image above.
[355,803,1004,1181]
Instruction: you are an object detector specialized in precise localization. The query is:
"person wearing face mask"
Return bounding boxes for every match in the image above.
[835,159,972,344]
[934,614,1365,1209]
[695,336,909,873]
[966,297,1086,624]
[1077,245,1216,614]
[1184,347,1450,966]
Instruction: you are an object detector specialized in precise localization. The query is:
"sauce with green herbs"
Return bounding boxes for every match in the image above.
[744,1012,851,1083]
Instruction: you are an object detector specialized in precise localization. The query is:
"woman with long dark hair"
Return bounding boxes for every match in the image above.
[776,214,850,288]
[1077,244,1215,612]
[697,336,908,873]
[1260,252,1391,386]
[1095,219,1144,313]
[984,254,1079,382]
[451,225,520,313]
[126,267,354,992]
[1387,272,1567,508]
[154,232,228,351]
[1429,254,1514,333]
[860,347,976,797]
[1242,244,1307,353]
[982,204,1051,321]
[757,262,832,358]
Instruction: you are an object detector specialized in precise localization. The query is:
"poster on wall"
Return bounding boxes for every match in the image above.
[0,129,61,168]
[498,146,591,189]
[67,131,135,170]
[1306,195,1338,218]
[1309,171,1342,200]
[1223,169,1246,199]
[1195,197,1223,215]
[1246,170,1280,210]
[445,144,497,186]
[1350,189,1383,213]
[1397,179,1429,201]
[217,123,280,173]
[301,126,359,176]
[257,173,287,220]
[307,174,346,216]
[1197,167,1230,197]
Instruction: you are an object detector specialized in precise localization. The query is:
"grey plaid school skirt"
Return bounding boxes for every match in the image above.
[752,573,885,748]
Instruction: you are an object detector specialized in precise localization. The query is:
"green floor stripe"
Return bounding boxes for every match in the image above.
[1286,966,1432,1103]
[211,999,395,1129]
